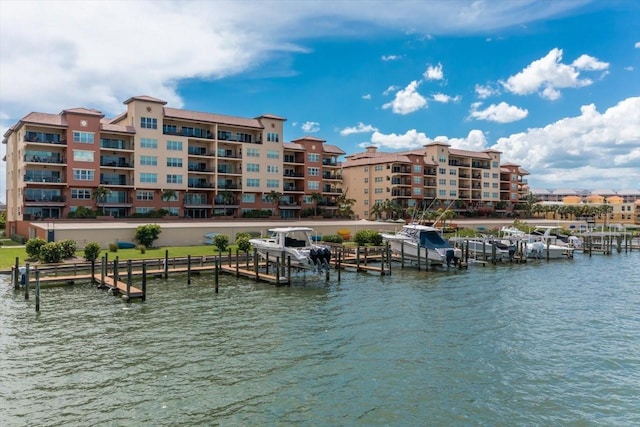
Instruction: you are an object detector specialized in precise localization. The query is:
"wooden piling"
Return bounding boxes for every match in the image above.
[187,254,191,285]
[14,257,20,290]
[24,263,30,300]
[35,269,41,312]
[142,262,147,302]
[400,241,405,269]
[214,257,220,293]
[337,250,342,281]
[126,260,132,300]
[254,249,259,281]
[113,256,119,284]
[287,256,292,286]
[91,259,96,284]
[101,256,105,287]
[546,239,550,261]
[164,249,169,279]
[236,250,240,277]
[416,244,421,271]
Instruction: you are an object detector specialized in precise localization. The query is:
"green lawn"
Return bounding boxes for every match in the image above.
[0,245,241,270]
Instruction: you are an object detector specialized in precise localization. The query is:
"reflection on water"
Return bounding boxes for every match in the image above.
[1,252,639,425]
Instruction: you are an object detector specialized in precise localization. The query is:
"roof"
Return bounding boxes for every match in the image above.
[61,108,103,116]
[123,95,168,105]
[164,107,263,129]
[283,142,305,151]
[590,189,617,195]
[291,135,325,143]
[18,112,67,127]
[449,148,491,159]
[100,123,136,134]
[256,113,286,121]
[323,144,345,155]
[343,151,414,167]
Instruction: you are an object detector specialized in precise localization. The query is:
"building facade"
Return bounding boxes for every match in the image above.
[2,96,344,236]
[341,145,529,220]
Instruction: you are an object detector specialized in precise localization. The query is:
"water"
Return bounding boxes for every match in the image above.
[1,252,639,426]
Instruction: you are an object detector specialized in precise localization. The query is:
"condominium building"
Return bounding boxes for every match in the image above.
[2,96,344,236]
[341,144,529,219]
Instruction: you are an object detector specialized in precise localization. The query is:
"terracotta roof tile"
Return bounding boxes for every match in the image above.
[164,107,263,129]
[123,95,167,105]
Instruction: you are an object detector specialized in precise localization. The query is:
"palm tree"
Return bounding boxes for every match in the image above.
[370,202,384,220]
[92,186,112,216]
[522,193,539,218]
[161,189,177,215]
[335,190,356,219]
[266,190,283,218]
[310,192,324,217]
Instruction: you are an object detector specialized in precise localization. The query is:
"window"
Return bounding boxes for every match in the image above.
[375,188,383,194]
[136,190,154,200]
[375,165,383,171]
[450,169,457,175]
[492,183,499,188]
[140,156,157,166]
[73,150,94,162]
[136,207,154,214]
[483,172,490,178]
[140,173,157,183]
[166,174,183,184]
[267,132,279,142]
[246,163,260,172]
[267,150,279,159]
[439,155,447,163]
[307,153,320,162]
[450,190,457,197]
[511,193,518,200]
[140,138,158,149]
[492,192,499,198]
[267,165,279,174]
[364,166,369,172]
[71,189,91,199]
[364,200,369,205]
[413,165,422,173]
[141,117,158,129]
[439,189,446,196]
[483,182,489,188]
[375,177,383,183]
[73,169,94,181]
[242,194,256,203]
[308,167,319,176]
[167,140,183,151]
[73,131,94,144]
[364,178,369,183]
[413,176,422,184]
[266,179,279,188]
[247,148,260,157]
[413,187,422,195]
[450,180,457,186]
[438,178,446,185]
[439,168,446,174]
[483,192,490,198]
[166,157,183,167]
[492,173,499,179]
[364,188,369,194]
[492,161,499,168]
[246,178,260,187]
[308,181,319,190]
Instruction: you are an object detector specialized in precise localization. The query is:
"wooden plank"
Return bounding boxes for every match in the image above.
[95,275,143,298]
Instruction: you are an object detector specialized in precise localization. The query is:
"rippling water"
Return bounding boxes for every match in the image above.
[1,252,639,426]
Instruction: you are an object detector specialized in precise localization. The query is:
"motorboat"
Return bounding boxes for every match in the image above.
[381,223,462,266]
[249,227,332,272]
[450,236,514,261]
[499,226,574,259]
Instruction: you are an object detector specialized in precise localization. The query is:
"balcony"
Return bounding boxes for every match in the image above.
[322,186,342,194]
[100,159,133,168]
[284,185,304,192]
[217,166,239,174]
[163,125,213,139]
[188,180,214,189]
[100,139,132,150]
[283,156,304,164]
[188,147,214,157]
[24,132,65,145]
[24,154,65,164]
[24,173,63,184]
[217,183,241,190]
[100,174,131,186]
[188,164,214,173]
[24,194,65,204]
[322,172,342,180]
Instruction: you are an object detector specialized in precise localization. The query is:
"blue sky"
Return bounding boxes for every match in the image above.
[1,0,639,203]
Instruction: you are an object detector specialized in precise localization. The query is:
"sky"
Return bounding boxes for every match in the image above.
[1,0,639,203]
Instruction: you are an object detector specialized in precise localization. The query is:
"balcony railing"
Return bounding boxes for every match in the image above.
[24,155,65,164]
[25,132,65,144]
[100,139,131,150]
[24,195,66,202]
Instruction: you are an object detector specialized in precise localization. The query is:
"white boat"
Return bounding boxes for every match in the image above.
[450,236,514,261]
[381,223,462,266]
[499,226,575,259]
[249,227,332,272]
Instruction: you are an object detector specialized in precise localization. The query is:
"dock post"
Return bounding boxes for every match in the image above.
[126,260,132,300]
[364,247,368,266]
[465,241,470,266]
[265,253,270,275]
[275,257,280,286]
[35,269,40,312]
[482,240,486,261]
[14,257,19,290]
[337,250,341,281]
[386,242,391,276]
[214,257,219,293]
[491,242,496,264]
[101,256,105,287]
[105,253,109,274]
[91,259,95,284]
[400,241,405,268]
[24,263,30,300]
[416,245,421,271]
[356,246,361,270]
[245,250,250,270]
[236,250,240,277]
[187,254,191,285]
[164,249,169,279]
[287,255,292,286]
[142,262,147,302]
[227,248,232,267]
[113,256,119,284]
[546,240,550,261]
[254,249,259,281]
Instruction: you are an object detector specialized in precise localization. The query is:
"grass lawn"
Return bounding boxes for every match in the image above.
[0,245,241,270]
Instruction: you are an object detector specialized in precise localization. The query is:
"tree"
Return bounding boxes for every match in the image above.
[0,210,6,229]
[161,189,178,215]
[83,242,102,262]
[213,234,229,253]
[335,190,356,219]
[266,191,283,218]
[521,193,539,218]
[310,192,324,217]
[370,202,384,220]
[92,186,112,216]
[135,224,162,248]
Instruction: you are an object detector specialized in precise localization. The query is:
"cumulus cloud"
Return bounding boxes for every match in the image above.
[492,97,640,188]
[432,93,461,103]
[340,122,379,136]
[475,84,499,99]
[430,130,490,152]
[383,85,399,96]
[369,129,431,150]
[382,81,427,114]
[362,94,372,100]
[502,48,610,100]
[301,121,320,133]
[382,55,401,61]
[624,66,634,71]
[424,63,444,80]
[635,41,640,48]
[470,101,528,123]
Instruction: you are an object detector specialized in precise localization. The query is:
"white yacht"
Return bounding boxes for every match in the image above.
[499,226,575,259]
[249,227,332,272]
[381,223,462,266]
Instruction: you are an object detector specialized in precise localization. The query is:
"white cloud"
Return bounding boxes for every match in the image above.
[369,129,431,150]
[362,94,372,100]
[432,93,461,103]
[492,97,640,188]
[424,63,444,80]
[624,66,634,71]
[431,130,490,152]
[470,101,528,123]
[475,84,499,99]
[382,55,401,61]
[382,81,427,114]
[383,85,399,96]
[501,48,609,100]
[340,122,379,136]
[301,121,320,133]
[635,41,640,48]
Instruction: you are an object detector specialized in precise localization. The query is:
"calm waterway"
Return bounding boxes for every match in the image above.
[1,252,639,426]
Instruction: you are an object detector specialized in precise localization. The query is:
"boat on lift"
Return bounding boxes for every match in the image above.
[249,227,332,272]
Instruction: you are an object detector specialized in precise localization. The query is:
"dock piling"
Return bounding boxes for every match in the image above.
[24,263,30,300]
[35,269,41,312]
[142,262,147,302]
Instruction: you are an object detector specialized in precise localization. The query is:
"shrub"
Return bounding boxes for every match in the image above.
[109,243,118,252]
[135,224,162,247]
[235,233,252,252]
[137,245,146,254]
[353,229,383,246]
[11,234,26,244]
[213,234,229,252]
[39,242,63,263]
[59,239,77,259]
[83,242,102,262]
[322,234,344,244]
[25,238,47,259]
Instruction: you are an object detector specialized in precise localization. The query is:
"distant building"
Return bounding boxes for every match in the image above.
[341,144,529,220]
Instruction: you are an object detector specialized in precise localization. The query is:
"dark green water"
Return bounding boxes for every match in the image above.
[1,252,639,426]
